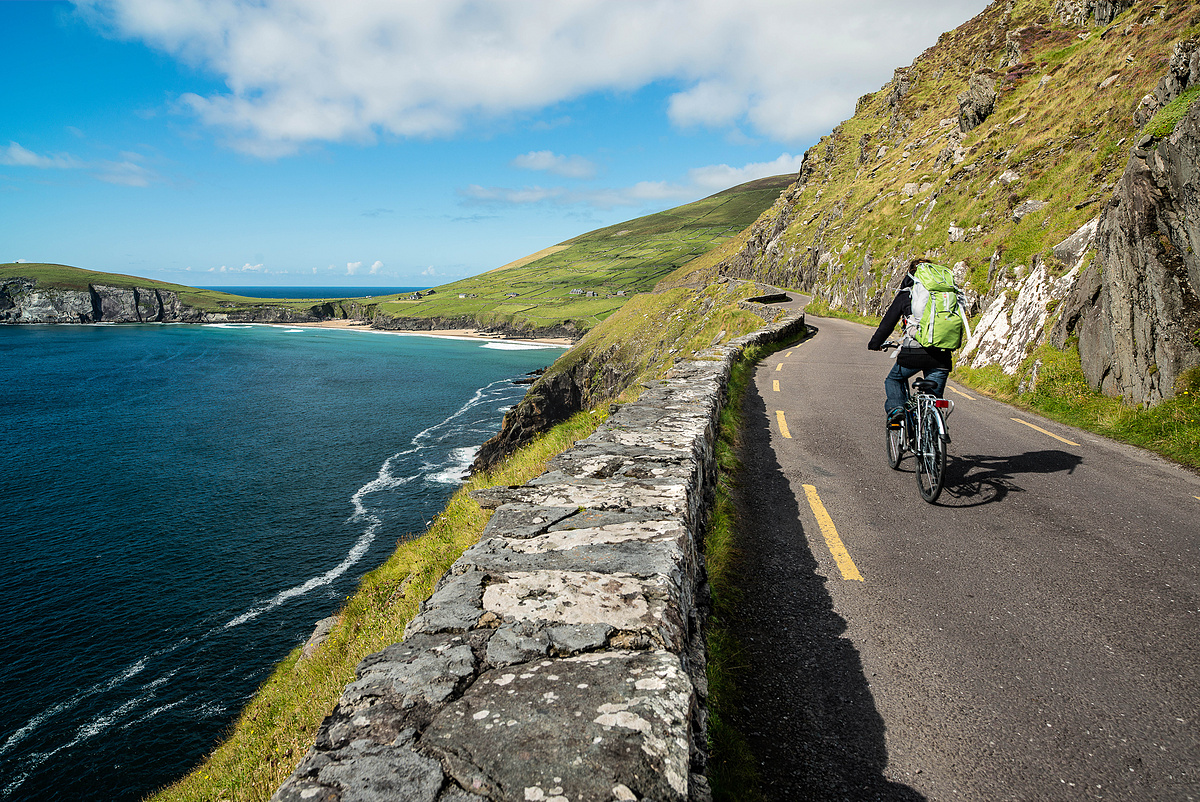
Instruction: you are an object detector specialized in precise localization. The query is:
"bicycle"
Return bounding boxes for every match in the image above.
[880,341,954,503]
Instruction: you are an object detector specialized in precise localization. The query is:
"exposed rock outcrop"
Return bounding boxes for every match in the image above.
[962,217,1097,373]
[0,278,95,323]
[958,73,998,133]
[1134,38,1199,127]
[1053,0,1136,27]
[1052,96,1200,404]
[0,278,320,324]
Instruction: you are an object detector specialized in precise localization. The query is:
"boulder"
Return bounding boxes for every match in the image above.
[1052,97,1200,404]
[958,73,997,133]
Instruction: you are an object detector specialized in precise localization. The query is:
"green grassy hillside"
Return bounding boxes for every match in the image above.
[722,1,1199,312]
[371,175,794,331]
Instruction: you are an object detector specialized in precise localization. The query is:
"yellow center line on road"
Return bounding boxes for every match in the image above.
[773,380,780,392]
[1011,417,1080,446]
[802,485,863,582]
[785,351,793,358]
[947,385,974,400]
[775,362,783,371]
[775,410,792,438]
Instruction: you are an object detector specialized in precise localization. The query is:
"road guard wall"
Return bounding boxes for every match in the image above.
[272,310,806,802]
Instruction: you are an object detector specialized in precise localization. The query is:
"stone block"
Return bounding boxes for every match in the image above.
[420,651,693,802]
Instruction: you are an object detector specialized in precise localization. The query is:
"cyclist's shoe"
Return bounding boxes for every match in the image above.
[886,409,904,429]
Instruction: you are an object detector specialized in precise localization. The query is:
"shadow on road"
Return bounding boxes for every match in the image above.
[935,449,1084,507]
[729,380,924,801]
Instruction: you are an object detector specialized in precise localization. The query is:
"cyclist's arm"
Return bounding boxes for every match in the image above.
[868,291,908,350]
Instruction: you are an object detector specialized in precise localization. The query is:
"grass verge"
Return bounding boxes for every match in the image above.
[705,325,811,802]
[148,408,610,802]
[954,343,1200,470]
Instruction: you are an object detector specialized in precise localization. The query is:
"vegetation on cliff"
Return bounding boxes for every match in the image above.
[715,0,1200,467]
[718,1,1199,313]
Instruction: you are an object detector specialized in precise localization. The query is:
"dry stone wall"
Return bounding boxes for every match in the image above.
[271,311,806,802]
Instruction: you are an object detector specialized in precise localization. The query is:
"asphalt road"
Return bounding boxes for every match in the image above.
[732,312,1200,801]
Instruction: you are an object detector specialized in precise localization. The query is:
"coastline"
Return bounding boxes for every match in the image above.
[274,319,573,348]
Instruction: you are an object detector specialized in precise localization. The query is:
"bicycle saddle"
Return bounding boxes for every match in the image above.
[912,379,940,393]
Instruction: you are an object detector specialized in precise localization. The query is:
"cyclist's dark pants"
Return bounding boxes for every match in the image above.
[885,363,949,416]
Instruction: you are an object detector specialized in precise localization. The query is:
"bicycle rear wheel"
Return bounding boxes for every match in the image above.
[886,423,904,469]
[915,406,947,503]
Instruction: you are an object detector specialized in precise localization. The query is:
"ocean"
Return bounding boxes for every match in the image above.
[0,323,561,801]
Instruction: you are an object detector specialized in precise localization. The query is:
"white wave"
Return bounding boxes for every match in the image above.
[0,657,149,758]
[222,518,380,629]
[122,698,188,730]
[425,446,480,485]
[76,692,146,740]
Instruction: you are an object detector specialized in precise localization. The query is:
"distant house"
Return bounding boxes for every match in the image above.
[506,293,519,298]
[585,291,598,297]
[569,288,584,295]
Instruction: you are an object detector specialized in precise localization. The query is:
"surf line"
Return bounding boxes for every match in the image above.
[224,376,522,629]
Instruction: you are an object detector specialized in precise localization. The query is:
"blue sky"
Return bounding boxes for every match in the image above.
[2,0,990,287]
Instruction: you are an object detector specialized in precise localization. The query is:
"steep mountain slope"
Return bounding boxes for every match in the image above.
[716,0,1200,407]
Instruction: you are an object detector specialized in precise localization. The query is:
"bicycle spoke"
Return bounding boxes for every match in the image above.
[915,405,946,503]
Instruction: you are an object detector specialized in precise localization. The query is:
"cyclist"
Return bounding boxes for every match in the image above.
[867,258,952,427]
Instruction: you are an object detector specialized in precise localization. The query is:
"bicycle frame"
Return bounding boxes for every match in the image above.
[881,341,952,502]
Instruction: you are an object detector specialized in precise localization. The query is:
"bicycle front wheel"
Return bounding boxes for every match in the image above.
[886,423,904,469]
[915,406,947,503]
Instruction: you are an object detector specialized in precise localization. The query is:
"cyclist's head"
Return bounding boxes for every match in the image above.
[907,257,932,274]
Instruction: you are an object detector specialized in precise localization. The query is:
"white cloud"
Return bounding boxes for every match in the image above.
[512,151,597,179]
[346,261,363,275]
[1,142,82,169]
[462,153,802,210]
[1,140,160,186]
[369,260,383,274]
[79,0,990,153]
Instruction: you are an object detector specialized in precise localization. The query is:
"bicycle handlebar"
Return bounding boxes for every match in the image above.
[880,340,900,350]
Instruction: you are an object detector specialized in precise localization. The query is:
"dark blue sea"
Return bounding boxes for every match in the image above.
[0,323,561,801]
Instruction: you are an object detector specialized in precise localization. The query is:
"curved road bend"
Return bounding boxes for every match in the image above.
[733,312,1200,801]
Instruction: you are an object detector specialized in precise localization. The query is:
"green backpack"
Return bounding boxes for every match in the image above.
[906,263,971,350]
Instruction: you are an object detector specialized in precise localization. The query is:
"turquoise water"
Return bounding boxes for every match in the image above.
[0,323,560,801]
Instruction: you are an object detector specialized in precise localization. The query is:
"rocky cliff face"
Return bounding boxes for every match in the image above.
[0,277,329,324]
[1052,94,1200,404]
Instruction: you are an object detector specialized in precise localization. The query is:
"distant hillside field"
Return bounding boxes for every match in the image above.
[372,175,795,331]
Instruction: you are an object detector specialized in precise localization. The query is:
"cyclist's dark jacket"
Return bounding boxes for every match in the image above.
[867,273,953,370]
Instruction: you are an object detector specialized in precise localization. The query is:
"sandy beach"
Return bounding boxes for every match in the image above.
[284,318,574,347]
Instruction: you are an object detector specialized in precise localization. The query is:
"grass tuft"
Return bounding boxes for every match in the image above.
[955,344,1200,469]
[704,326,810,802]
